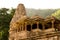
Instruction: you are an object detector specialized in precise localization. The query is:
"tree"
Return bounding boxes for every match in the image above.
[0,8,9,15]
[0,8,15,40]
[52,10,60,20]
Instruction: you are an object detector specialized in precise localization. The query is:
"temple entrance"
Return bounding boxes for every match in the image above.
[39,23,43,30]
[45,22,52,29]
[32,24,37,29]
[27,25,31,31]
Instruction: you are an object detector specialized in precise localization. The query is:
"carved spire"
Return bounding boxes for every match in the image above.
[15,4,26,16]
[10,4,26,23]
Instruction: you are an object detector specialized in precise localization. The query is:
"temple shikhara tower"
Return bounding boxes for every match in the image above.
[9,4,60,40]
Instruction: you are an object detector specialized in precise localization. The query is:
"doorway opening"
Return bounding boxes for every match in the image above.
[39,23,43,30]
[27,25,31,31]
[45,22,52,29]
[32,24,37,29]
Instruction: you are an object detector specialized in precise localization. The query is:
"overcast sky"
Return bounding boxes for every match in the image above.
[0,0,60,9]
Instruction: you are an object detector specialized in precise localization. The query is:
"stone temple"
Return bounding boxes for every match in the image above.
[9,4,60,40]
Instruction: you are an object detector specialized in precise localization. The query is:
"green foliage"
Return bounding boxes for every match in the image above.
[0,8,15,40]
[52,10,60,20]
[9,8,16,16]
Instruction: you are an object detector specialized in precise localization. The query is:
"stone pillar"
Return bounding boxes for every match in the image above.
[42,23,45,30]
[20,25,21,31]
[31,24,33,31]
[52,21,54,28]
[37,22,39,29]
[22,23,24,31]
[25,22,27,31]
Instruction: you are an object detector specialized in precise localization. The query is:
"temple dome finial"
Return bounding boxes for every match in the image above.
[10,4,26,23]
[16,3,26,16]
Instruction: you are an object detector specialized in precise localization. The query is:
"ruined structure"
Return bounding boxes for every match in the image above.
[9,4,60,40]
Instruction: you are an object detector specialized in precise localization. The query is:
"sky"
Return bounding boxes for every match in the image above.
[0,0,60,9]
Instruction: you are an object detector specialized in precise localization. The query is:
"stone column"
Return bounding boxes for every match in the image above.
[31,24,33,31]
[25,22,27,31]
[22,23,24,31]
[20,25,21,31]
[42,22,45,30]
[37,22,39,29]
[52,21,54,28]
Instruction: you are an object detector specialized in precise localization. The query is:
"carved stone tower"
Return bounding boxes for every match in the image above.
[9,4,60,40]
[9,4,27,40]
